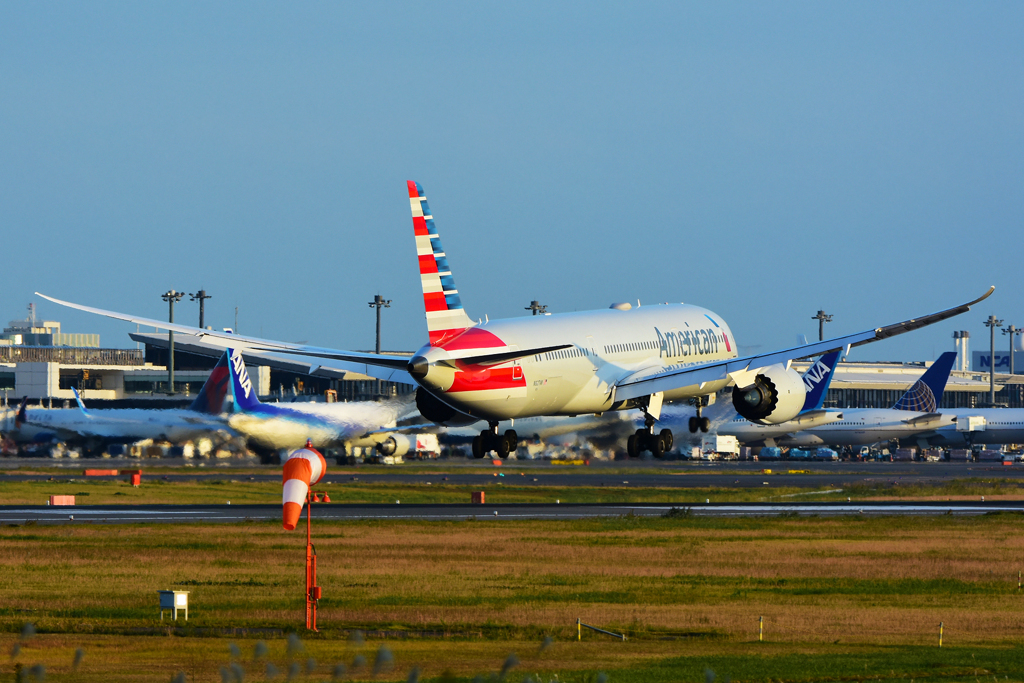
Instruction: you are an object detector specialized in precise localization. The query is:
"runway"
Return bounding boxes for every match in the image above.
[3,500,1022,524]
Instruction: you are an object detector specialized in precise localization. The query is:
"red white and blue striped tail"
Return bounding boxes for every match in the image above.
[408,180,474,345]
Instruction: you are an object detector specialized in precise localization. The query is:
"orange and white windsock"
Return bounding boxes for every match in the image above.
[282,443,327,530]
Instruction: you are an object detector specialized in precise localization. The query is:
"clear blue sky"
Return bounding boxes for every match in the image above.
[2,2,1021,362]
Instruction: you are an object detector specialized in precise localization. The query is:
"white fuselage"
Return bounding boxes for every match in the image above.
[915,409,1024,448]
[719,411,844,446]
[418,304,738,421]
[778,409,955,447]
[228,400,404,451]
[10,407,232,444]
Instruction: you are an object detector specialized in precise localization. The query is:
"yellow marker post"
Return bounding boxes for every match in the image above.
[939,621,943,648]
[759,616,763,642]
[577,618,581,642]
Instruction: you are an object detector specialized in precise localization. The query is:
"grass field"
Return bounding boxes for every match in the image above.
[2,466,1024,505]
[3,512,1024,681]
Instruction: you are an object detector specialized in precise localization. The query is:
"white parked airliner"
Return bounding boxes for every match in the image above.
[38,182,993,459]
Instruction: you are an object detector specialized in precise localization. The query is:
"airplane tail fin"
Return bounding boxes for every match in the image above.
[800,350,840,412]
[408,181,474,345]
[15,397,27,429]
[891,351,958,412]
[72,388,90,416]
[227,348,262,412]
[189,350,232,414]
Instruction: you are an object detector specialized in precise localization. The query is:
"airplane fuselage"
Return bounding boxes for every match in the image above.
[416,304,738,422]
[779,409,955,447]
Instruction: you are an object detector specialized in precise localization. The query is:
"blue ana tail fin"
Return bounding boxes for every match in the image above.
[891,351,958,412]
[227,348,262,412]
[72,387,90,416]
[15,397,27,428]
[800,350,840,412]
[189,350,232,414]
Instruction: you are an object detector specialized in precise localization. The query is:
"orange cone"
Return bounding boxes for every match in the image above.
[282,442,327,530]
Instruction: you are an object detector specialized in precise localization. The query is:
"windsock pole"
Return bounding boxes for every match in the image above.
[306,490,319,632]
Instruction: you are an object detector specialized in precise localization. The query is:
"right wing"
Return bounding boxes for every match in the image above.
[613,286,994,401]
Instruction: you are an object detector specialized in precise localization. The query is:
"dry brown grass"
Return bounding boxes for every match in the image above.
[3,515,1024,679]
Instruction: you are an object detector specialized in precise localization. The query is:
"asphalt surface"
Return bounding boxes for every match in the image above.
[3,459,1022,489]
[2,500,1022,525]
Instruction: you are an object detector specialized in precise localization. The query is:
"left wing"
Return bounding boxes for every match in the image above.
[614,286,994,401]
[36,292,415,384]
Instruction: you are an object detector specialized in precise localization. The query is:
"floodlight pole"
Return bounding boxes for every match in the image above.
[368,295,392,398]
[1003,324,1021,376]
[189,289,212,329]
[811,310,833,342]
[161,290,185,394]
[984,315,1003,405]
[526,300,548,316]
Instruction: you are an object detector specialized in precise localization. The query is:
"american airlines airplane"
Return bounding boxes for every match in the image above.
[776,351,959,448]
[223,347,413,455]
[38,182,994,459]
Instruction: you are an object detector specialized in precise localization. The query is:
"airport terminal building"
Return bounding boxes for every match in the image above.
[1,310,1020,410]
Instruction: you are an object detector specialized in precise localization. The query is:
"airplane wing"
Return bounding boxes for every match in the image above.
[35,292,415,384]
[613,286,994,402]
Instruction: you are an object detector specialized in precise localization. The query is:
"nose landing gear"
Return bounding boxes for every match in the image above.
[471,424,518,459]
[688,397,711,433]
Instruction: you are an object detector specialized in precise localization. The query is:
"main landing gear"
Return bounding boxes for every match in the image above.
[472,424,518,459]
[688,398,711,434]
[627,409,674,458]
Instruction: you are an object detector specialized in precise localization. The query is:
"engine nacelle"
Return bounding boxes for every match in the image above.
[376,434,412,457]
[731,364,806,425]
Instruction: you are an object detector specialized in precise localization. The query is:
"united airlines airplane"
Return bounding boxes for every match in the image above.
[38,182,994,459]
[778,352,959,448]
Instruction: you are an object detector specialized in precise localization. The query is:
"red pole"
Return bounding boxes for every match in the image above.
[305,491,319,631]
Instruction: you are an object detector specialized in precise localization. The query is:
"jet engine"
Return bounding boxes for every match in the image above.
[376,434,412,457]
[731,364,806,425]
[415,387,476,426]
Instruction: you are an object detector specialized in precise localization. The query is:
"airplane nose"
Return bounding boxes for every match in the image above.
[409,355,429,380]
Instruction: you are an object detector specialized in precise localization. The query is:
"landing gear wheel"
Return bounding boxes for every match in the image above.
[504,429,518,453]
[700,417,710,433]
[472,435,485,459]
[652,433,666,458]
[688,417,699,433]
[496,435,511,459]
[627,434,639,458]
[660,429,674,452]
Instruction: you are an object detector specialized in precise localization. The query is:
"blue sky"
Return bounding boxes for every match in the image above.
[1,2,1021,362]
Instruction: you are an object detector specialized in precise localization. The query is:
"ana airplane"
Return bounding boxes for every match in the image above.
[224,347,412,455]
[38,182,994,460]
[712,350,844,447]
[6,353,234,452]
[777,351,959,448]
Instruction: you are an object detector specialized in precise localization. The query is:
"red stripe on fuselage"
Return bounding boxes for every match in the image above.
[440,327,506,351]
[448,365,526,393]
[429,328,467,345]
[418,254,439,274]
[723,333,731,352]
